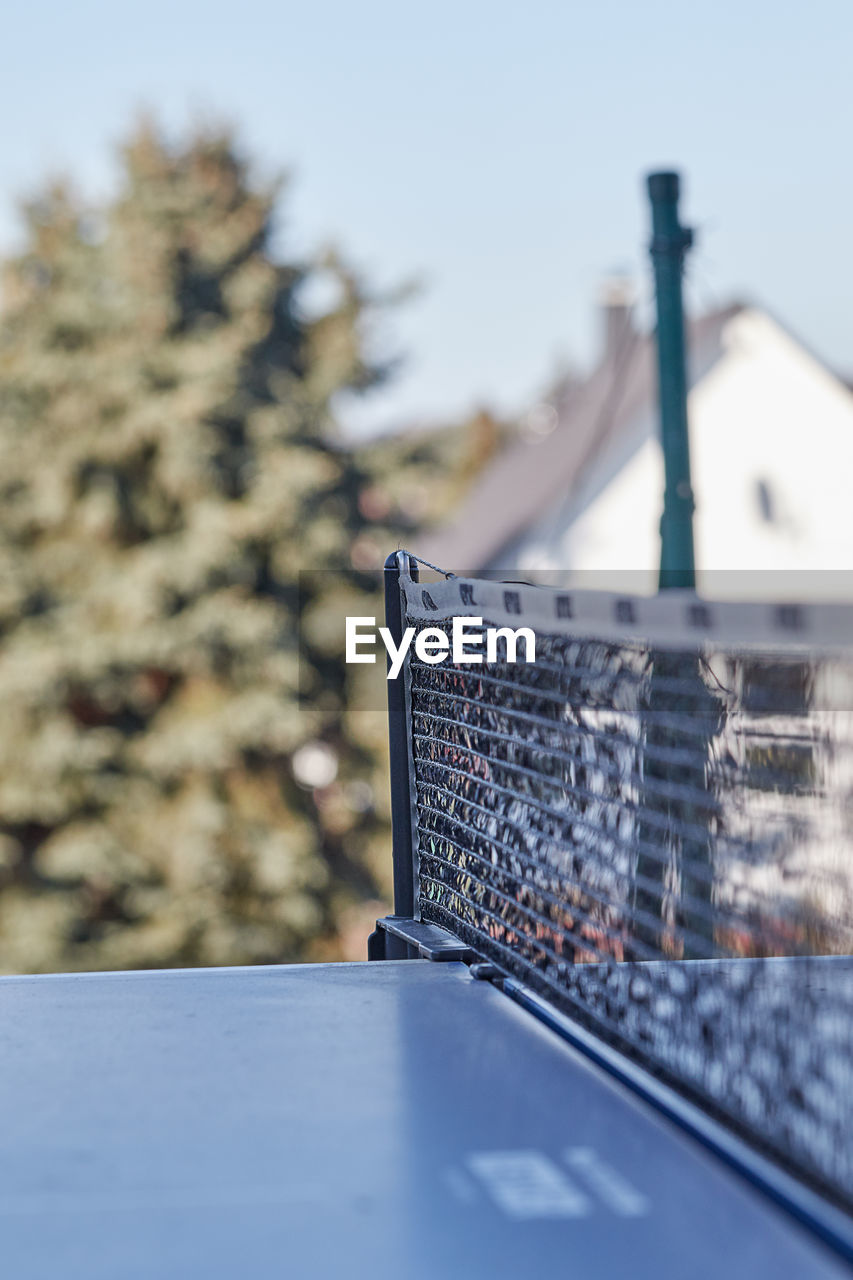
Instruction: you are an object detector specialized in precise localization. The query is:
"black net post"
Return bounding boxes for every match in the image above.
[384,550,419,923]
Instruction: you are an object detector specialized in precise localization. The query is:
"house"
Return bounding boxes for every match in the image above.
[420,287,853,598]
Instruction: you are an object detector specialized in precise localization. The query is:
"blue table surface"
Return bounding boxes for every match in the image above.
[0,958,848,1279]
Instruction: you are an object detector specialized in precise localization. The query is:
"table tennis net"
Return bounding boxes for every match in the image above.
[398,564,853,1209]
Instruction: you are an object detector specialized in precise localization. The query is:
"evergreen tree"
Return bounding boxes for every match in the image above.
[0,121,402,972]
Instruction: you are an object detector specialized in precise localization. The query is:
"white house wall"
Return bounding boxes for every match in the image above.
[514,308,853,600]
[691,309,853,598]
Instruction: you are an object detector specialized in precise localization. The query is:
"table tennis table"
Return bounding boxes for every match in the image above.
[2,958,850,1279]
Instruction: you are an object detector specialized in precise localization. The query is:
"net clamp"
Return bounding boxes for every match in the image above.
[369,916,474,962]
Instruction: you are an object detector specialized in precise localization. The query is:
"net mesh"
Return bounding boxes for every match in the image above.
[400,568,853,1209]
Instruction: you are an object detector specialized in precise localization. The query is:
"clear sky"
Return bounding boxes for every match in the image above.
[1,0,850,433]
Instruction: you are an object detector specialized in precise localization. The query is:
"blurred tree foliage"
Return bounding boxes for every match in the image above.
[0,121,494,973]
[357,407,503,537]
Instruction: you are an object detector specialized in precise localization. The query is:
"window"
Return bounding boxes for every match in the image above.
[755,478,775,524]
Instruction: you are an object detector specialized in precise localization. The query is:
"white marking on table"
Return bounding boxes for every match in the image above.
[564,1147,650,1217]
[467,1151,591,1219]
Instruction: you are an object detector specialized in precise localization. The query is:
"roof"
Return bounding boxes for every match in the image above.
[418,303,745,573]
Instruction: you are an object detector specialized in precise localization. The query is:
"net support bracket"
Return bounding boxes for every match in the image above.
[367,915,474,962]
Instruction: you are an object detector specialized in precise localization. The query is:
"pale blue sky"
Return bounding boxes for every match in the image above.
[1,0,850,432]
